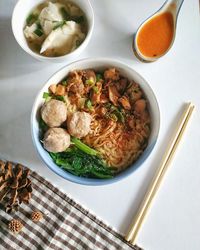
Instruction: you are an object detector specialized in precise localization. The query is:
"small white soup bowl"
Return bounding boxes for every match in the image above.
[12,0,94,63]
[31,58,160,185]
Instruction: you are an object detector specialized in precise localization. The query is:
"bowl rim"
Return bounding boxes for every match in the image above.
[31,57,160,185]
[11,0,94,61]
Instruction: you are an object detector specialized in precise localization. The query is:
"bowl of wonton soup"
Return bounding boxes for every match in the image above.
[12,0,94,63]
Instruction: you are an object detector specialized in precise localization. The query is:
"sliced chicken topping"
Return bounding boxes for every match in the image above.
[108,85,120,106]
[67,71,85,95]
[118,96,131,110]
[49,84,57,94]
[99,93,109,104]
[116,78,128,94]
[104,68,120,81]
[55,84,65,96]
[84,70,96,83]
[127,82,143,103]
[134,99,146,114]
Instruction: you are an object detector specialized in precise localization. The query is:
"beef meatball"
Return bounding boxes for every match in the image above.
[67,111,92,138]
[43,128,70,153]
[41,99,67,127]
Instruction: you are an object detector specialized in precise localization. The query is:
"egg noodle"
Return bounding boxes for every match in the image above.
[64,69,151,172]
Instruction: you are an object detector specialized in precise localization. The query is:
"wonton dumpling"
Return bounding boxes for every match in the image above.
[42,20,54,36]
[39,2,64,35]
[24,23,44,43]
[40,21,85,56]
[39,2,63,22]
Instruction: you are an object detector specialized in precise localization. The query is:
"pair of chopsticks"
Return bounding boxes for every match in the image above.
[125,102,195,245]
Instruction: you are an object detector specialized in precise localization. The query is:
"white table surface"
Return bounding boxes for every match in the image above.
[0,0,200,249]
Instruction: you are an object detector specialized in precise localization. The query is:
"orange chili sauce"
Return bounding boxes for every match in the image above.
[136,12,174,58]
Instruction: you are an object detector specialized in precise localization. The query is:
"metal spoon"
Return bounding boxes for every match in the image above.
[133,0,184,62]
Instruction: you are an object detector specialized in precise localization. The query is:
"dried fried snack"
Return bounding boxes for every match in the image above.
[0,161,32,213]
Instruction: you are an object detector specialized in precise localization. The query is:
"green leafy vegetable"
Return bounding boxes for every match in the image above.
[39,118,48,131]
[71,137,98,156]
[49,147,115,179]
[39,118,48,139]
[26,13,38,25]
[34,28,43,37]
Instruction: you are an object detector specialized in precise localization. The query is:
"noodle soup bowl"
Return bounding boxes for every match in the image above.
[12,0,94,63]
[31,58,160,185]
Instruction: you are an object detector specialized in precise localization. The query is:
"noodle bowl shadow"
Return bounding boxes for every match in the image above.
[31,58,160,185]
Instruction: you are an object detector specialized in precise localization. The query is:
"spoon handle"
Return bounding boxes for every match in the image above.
[165,0,184,14]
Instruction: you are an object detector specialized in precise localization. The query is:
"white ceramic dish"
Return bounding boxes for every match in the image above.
[31,58,160,185]
[12,0,94,63]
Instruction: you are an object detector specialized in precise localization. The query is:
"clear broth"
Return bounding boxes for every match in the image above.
[25,0,87,57]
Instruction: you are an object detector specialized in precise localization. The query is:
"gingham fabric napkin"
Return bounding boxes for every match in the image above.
[0,169,142,250]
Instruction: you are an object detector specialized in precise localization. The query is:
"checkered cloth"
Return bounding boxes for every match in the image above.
[0,169,142,250]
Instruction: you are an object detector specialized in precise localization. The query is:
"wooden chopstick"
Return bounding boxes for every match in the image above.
[125,102,195,245]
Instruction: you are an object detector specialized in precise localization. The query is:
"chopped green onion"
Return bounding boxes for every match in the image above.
[60,7,70,20]
[127,82,133,89]
[36,21,42,30]
[105,103,112,109]
[43,92,50,99]
[53,21,66,30]
[55,96,65,102]
[96,73,103,82]
[93,86,98,93]
[110,113,118,122]
[71,15,84,23]
[62,80,68,86]
[110,105,117,111]
[86,99,93,110]
[86,79,94,85]
[71,137,98,156]
[115,110,125,123]
[26,13,38,25]
[34,28,43,37]
[106,104,125,123]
